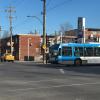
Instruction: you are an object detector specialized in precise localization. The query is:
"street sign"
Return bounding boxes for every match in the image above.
[42,44,46,49]
[7,42,14,46]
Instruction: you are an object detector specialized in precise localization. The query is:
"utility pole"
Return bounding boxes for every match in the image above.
[0,26,2,54]
[5,6,16,55]
[42,0,46,64]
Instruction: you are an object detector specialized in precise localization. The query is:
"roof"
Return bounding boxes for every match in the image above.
[16,34,40,36]
[60,43,100,47]
[86,28,100,31]
[62,36,77,38]
[41,35,55,38]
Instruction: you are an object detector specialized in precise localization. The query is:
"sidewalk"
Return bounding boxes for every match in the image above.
[14,55,46,64]
[14,60,43,64]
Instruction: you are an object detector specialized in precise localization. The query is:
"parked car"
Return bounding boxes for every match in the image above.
[0,53,14,62]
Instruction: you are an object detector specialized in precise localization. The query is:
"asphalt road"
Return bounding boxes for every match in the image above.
[0,62,100,100]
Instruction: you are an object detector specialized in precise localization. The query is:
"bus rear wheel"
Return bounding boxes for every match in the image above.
[74,59,82,66]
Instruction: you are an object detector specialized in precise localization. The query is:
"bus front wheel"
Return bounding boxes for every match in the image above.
[74,59,82,66]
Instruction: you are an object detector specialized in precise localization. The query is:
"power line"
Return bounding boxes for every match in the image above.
[11,0,25,8]
[47,0,72,12]
[13,18,29,29]
[11,0,42,28]
[47,0,52,7]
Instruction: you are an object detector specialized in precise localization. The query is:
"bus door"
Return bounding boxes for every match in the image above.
[58,46,74,64]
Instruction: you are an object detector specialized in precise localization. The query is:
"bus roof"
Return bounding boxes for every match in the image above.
[59,43,100,47]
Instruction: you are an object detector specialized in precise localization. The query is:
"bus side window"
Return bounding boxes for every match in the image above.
[94,47,100,56]
[74,47,84,56]
[62,47,72,56]
[84,47,93,56]
[74,47,80,56]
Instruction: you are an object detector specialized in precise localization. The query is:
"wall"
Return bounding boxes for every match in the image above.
[18,34,41,61]
[1,34,41,61]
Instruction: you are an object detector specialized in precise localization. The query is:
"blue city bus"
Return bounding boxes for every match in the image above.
[48,43,100,65]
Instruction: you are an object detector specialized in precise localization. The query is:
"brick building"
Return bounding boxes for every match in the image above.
[64,28,100,43]
[1,34,41,61]
[85,28,100,42]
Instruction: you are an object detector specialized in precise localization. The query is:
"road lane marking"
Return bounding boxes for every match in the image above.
[20,78,67,84]
[59,69,65,74]
[7,82,100,92]
[0,78,67,85]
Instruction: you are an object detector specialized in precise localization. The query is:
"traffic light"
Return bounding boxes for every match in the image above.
[46,34,50,47]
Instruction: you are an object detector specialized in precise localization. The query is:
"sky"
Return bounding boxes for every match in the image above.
[0,0,100,36]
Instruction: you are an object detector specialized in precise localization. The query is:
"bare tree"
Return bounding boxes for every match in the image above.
[2,31,10,39]
[28,31,34,34]
[60,21,73,35]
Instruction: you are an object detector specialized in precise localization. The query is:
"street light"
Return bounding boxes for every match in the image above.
[28,38,31,61]
[27,15,46,64]
[27,16,43,25]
